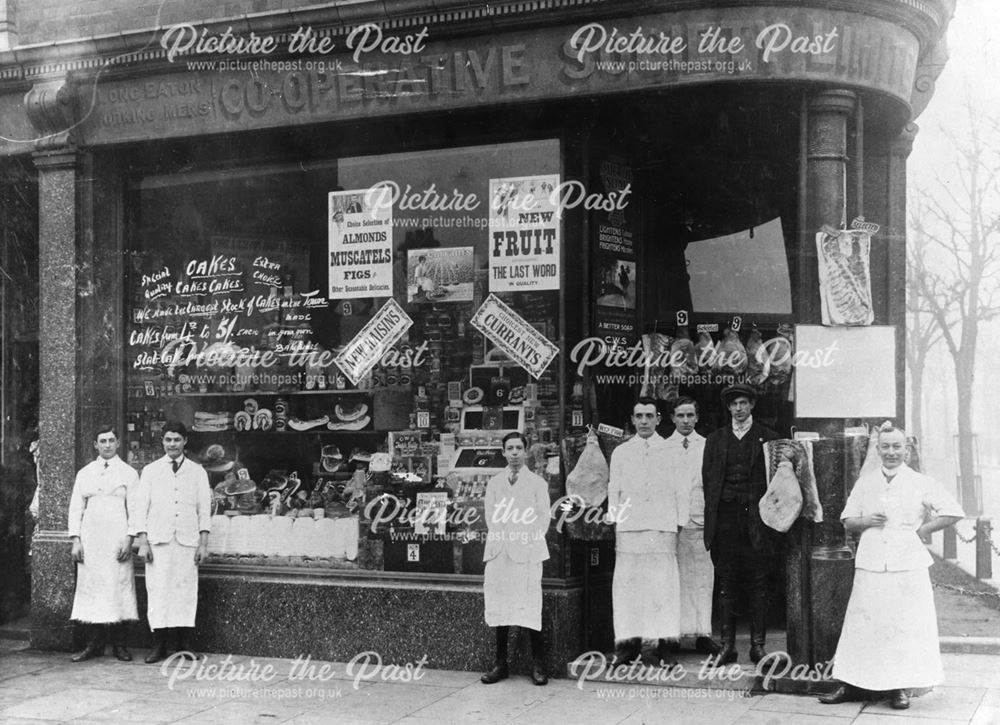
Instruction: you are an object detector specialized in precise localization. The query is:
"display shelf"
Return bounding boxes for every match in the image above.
[188,428,381,435]
[169,389,370,397]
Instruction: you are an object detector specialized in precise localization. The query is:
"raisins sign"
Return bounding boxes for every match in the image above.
[80,7,918,145]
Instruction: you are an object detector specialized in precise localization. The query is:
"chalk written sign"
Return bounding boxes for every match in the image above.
[335,298,413,385]
[470,294,559,380]
[488,175,561,292]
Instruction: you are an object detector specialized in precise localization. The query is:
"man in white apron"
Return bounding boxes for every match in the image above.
[820,427,963,710]
[608,397,689,667]
[68,426,139,662]
[667,398,721,656]
[480,431,551,686]
[134,421,211,663]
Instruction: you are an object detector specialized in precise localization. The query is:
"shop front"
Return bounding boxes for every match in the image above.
[9,0,951,672]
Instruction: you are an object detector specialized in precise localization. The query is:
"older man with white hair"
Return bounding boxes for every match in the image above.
[820,426,963,711]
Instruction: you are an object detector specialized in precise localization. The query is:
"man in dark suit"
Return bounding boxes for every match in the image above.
[702,384,781,665]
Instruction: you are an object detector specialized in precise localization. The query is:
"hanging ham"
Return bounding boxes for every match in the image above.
[669,327,698,378]
[746,328,766,385]
[565,430,610,507]
[696,330,718,371]
[715,328,748,374]
[639,332,671,399]
[759,460,803,532]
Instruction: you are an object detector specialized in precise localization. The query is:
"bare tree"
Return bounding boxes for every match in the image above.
[909,99,1000,514]
[905,236,943,446]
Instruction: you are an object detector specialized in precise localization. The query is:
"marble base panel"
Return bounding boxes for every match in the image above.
[29,533,77,651]
[127,572,582,676]
[809,548,855,664]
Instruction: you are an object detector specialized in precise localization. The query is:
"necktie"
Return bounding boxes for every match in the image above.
[682,437,689,450]
[509,471,518,486]
[104,461,109,469]
[171,459,180,474]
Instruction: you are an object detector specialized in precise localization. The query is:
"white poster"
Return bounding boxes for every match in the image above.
[794,325,896,418]
[328,189,393,299]
[684,217,792,314]
[488,174,561,292]
[470,294,559,380]
[334,299,413,386]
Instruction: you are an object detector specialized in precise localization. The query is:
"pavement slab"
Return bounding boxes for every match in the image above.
[0,686,137,722]
[2,646,1000,724]
[861,686,986,721]
[751,692,864,719]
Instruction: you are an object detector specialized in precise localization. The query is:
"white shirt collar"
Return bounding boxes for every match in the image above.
[881,465,902,481]
[732,416,753,440]
[634,432,663,447]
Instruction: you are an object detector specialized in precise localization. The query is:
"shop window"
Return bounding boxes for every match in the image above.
[126,139,562,576]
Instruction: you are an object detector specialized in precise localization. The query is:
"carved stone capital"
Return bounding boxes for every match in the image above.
[910,34,949,121]
[807,90,856,161]
[808,89,857,117]
[24,78,79,152]
[891,122,919,160]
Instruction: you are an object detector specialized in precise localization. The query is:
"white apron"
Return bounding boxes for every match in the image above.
[832,568,943,689]
[145,537,199,629]
[613,531,680,640]
[483,554,542,630]
[677,526,714,637]
[71,492,138,623]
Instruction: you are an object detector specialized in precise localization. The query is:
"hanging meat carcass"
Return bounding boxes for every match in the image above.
[638,332,671,398]
[669,327,699,379]
[715,327,748,374]
[696,330,718,371]
[764,323,794,387]
[745,328,766,385]
[816,229,874,325]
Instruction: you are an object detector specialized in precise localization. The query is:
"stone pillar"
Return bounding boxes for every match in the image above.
[26,78,80,650]
[887,125,916,424]
[800,89,856,322]
[787,89,858,666]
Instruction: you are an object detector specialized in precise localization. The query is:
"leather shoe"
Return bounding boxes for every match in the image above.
[144,641,168,664]
[531,662,548,686]
[749,643,767,664]
[819,684,861,704]
[695,636,722,655]
[481,664,509,684]
[715,646,737,666]
[890,689,910,710]
[175,629,200,660]
[611,639,641,668]
[70,642,105,663]
[112,645,133,662]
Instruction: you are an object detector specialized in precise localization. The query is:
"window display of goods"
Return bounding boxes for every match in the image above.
[192,411,233,431]
[287,415,330,431]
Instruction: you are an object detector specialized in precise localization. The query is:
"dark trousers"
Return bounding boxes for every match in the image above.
[711,500,771,643]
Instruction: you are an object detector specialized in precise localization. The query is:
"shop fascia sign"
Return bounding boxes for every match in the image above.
[470,294,559,380]
[82,7,917,144]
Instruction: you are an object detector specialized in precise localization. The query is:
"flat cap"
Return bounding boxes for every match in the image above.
[721,383,757,404]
